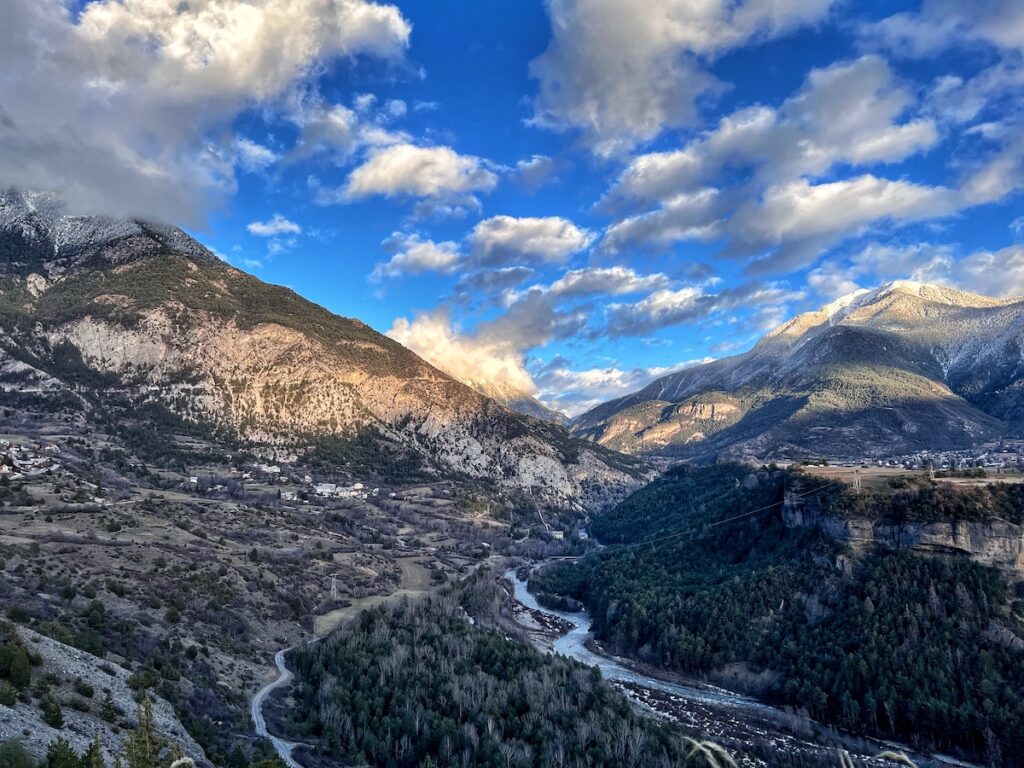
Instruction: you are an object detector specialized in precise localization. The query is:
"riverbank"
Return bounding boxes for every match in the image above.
[504,567,979,768]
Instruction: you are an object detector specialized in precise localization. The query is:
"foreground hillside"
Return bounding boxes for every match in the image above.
[0,190,643,509]
[572,282,1024,460]
[530,465,1024,764]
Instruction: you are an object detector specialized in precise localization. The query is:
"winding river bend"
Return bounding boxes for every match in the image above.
[504,568,979,768]
[505,568,772,711]
[250,566,977,768]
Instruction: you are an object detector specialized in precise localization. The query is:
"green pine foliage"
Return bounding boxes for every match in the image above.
[286,576,693,768]
[531,465,1024,762]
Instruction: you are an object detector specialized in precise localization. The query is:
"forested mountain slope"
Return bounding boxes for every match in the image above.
[530,465,1024,764]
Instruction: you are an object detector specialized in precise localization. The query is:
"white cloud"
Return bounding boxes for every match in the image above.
[529,0,835,155]
[601,188,723,254]
[732,175,958,271]
[339,144,498,202]
[597,57,951,268]
[926,245,1024,297]
[810,242,1024,300]
[371,233,461,280]
[247,214,302,237]
[234,138,280,173]
[267,237,298,256]
[469,215,594,265]
[605,282,803,336]
[0,0,410,224]
[514,155,557,191]
[547,266,669,297]
[869,0,1024,57]
[388,311,536,394]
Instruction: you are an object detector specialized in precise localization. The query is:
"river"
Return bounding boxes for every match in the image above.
[250,566,977,768]
[504,567,979,768]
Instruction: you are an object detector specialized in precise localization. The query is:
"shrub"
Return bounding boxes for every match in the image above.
[41,697,63,729]
[0,680,17,706]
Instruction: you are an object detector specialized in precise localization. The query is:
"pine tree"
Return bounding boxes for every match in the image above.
[81,737,107,768]
[9,647,31,690]
[45,737,78,768]
[42,697,65,729]
[123,696,164,768]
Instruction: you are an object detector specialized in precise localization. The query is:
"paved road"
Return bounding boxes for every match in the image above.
[250,649,302,768]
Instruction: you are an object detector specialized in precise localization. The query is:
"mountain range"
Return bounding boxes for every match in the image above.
[0,190,643,509]
[571,281,1024,460]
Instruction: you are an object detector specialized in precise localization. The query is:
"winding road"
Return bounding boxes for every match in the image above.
[250,649,302,768]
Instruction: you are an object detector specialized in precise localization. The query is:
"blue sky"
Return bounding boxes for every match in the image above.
[5,0,1024,414]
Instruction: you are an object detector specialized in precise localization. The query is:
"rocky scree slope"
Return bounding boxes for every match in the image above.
[0,190,643,508]
[572,281,1024,460]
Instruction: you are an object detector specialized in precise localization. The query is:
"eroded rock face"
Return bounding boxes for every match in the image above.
[0,192,648,510]
[55,314,641,507]
[783,489,1024,571]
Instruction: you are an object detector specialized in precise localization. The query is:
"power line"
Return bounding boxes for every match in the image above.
[589,478,845,558]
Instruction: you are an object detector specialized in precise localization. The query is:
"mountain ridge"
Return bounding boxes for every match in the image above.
[0,189,645,509]
[572,280,1024,460]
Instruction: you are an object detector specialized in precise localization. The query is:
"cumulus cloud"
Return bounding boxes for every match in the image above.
[234,138,280,173]
[530,0,835,155]
[598,57,947,268]
[514,155,558,192]
[451,267,535,305]
[469,216,594,265]
[605,282,803,336]
[732,175,959,272]
[0,0,410,224]
[868,0,1024,57]
[809,242,1024,299]
[247,214,302,237]
[387,311,537,394]
[371,232,461,280]
[547,266,669,297]
[286,90,409,166]
[337,144,499,204]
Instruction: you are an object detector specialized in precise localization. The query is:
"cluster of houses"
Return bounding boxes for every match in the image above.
[870,444,1024,472]
[311,481,379,499]
[185,459,381,503]
[278,482,380,502]
[0,439,62,481]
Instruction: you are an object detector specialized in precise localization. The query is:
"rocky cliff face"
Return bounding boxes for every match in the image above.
[573,281,1024,460]
[0,190,645,509]
[783,487,1024,572]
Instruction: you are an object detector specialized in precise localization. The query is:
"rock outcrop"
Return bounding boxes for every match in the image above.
[783,487,1024,572]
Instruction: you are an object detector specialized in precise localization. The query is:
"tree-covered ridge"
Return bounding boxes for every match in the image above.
[587,463,785,544]
[821,479,1024,525]
[531,465,1024,764]
[285,575,693,768]
[767,553,1024,761]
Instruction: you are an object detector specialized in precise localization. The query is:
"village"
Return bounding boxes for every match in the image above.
[0,438,63,481]
[187,462,382,503]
